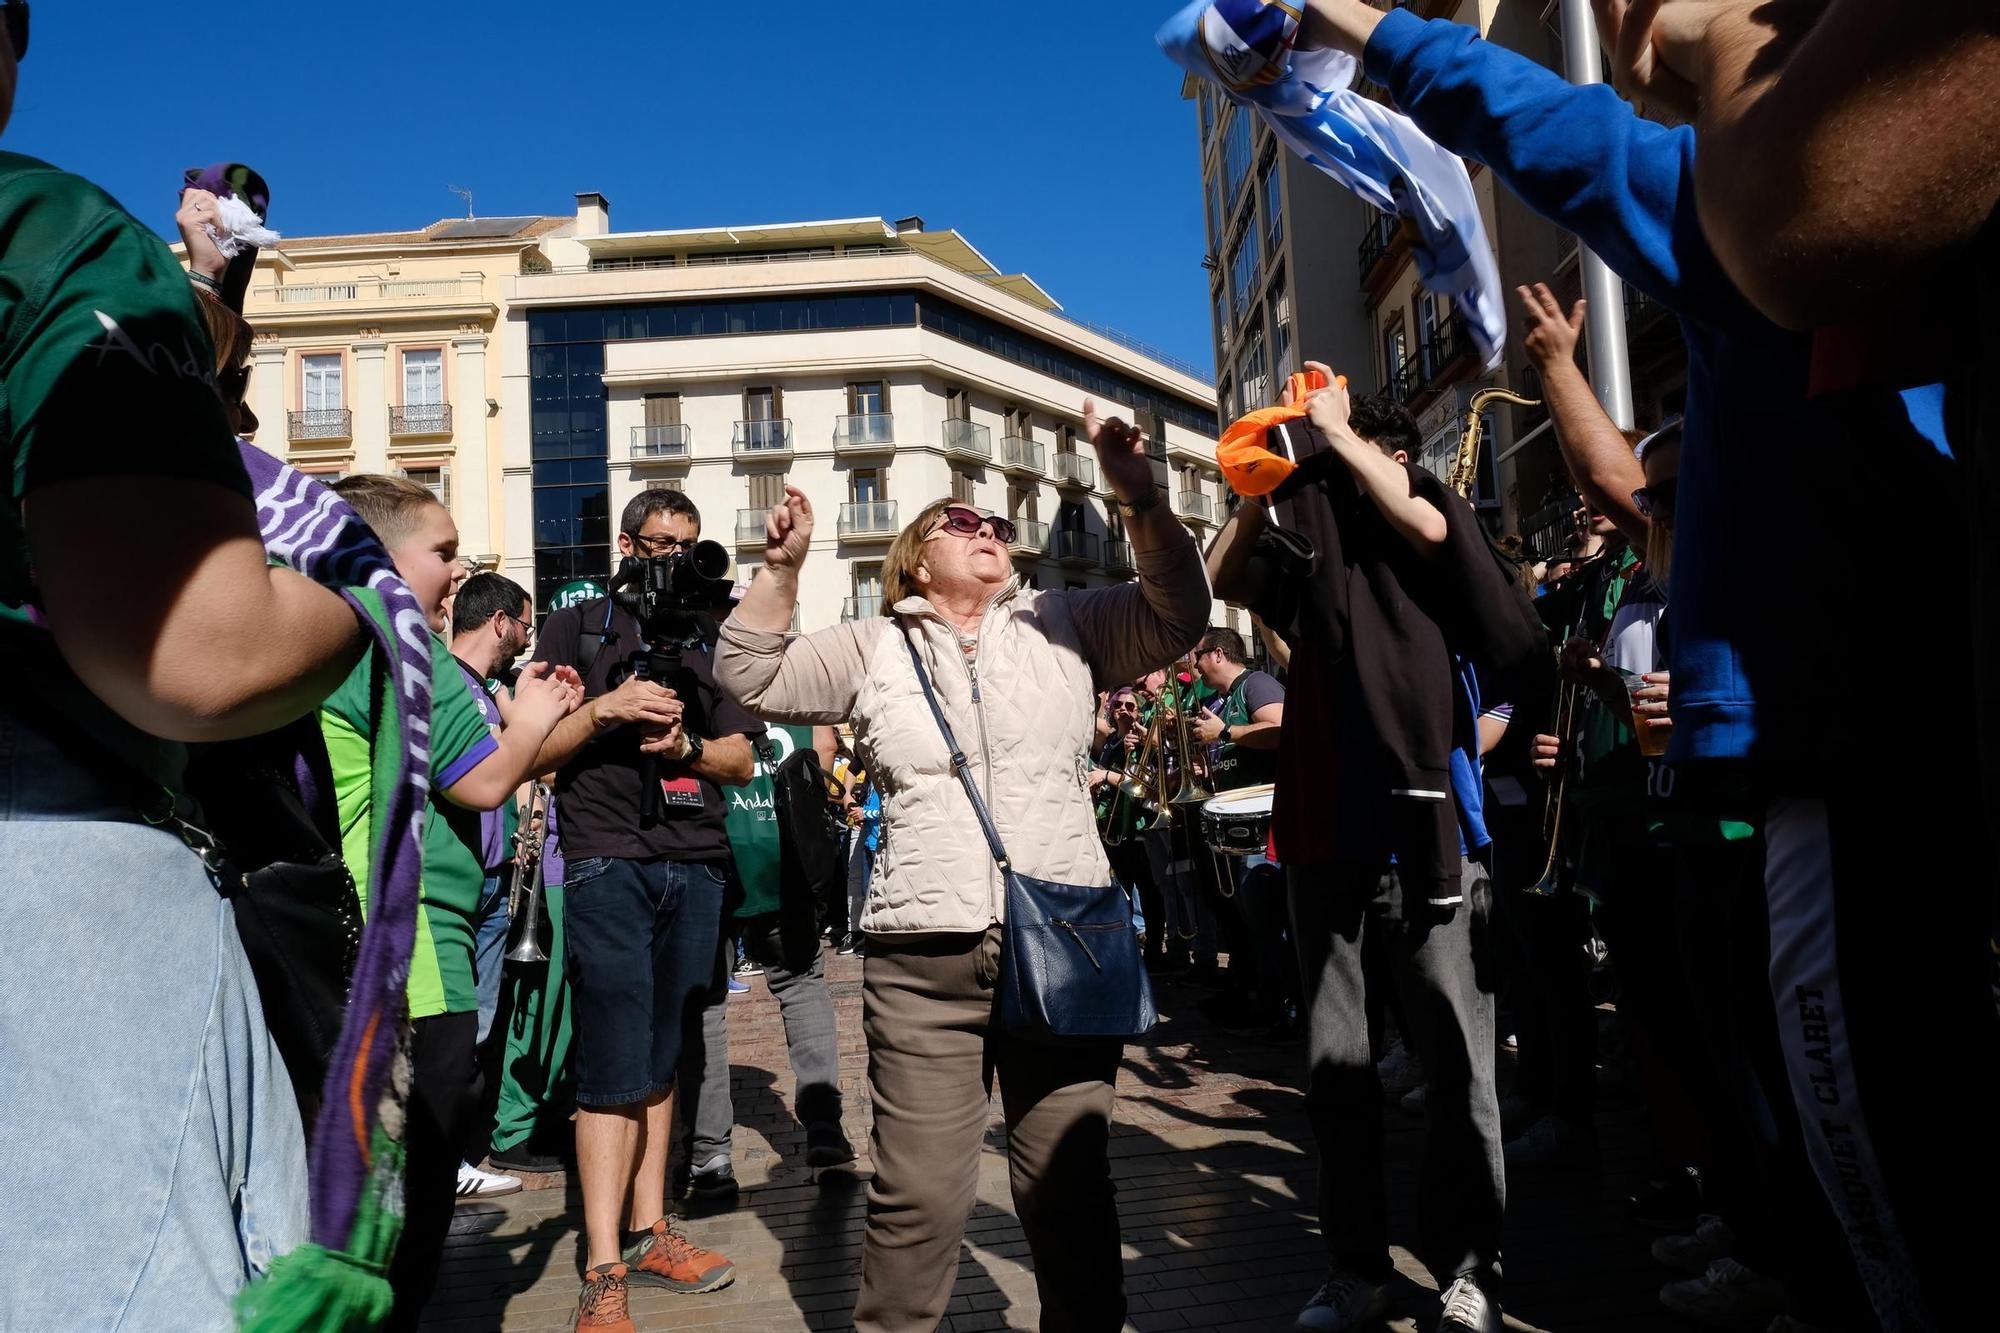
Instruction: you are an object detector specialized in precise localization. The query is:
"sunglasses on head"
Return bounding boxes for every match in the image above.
[5,3,26,60]
[1632,476,1678,520]
[929,505,1015,545]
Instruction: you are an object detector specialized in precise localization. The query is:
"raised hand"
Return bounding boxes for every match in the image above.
[1300,360,1353,441]
[1517,283,1586,371]
[765,485,814,572]
[1083,397,1155,501]
[175,188,229,281]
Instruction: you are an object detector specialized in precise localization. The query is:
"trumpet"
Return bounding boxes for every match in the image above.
[503,781,553,966]
[1099,707,1171,846]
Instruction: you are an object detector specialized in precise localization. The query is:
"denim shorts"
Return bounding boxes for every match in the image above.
[562,854,728,1107]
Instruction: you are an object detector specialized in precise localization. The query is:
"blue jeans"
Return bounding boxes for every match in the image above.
[0,714,308,1328]
[472,873,509,1044]
[562,855,727,1108]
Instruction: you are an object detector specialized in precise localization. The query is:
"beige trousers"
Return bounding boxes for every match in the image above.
[852,927,1126,1333]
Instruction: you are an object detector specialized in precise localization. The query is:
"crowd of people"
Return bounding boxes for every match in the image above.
[0,1,1993,1332]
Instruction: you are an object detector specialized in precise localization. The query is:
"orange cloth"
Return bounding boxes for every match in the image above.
[1215,372,1341,497]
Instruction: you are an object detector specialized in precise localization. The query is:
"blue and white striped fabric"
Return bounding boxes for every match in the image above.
[1159,0,1506,370]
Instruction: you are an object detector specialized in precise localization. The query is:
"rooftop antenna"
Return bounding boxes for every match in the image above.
[447,185,475,220]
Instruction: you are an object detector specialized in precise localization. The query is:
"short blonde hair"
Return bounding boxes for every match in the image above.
[332,473,445,548]
[880,497,957,610]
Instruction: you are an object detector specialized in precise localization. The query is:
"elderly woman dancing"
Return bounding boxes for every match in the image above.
[717,400,1211,1332]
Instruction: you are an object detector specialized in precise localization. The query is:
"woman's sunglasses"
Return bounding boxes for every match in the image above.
[1631,477,1677,520]
[928,505,1016,546]
[5,3,27,61]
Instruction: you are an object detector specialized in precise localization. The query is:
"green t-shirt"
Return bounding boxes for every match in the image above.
[723,723,814,921]
[322,631,500,1017]
[0,153,249,794]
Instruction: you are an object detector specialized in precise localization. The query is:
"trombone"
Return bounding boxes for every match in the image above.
[1526,681,1579,896]
[1099,705,1171,846]
[504,781,553,966]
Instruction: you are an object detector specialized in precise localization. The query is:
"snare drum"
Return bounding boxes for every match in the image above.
[1200,784,1275,857]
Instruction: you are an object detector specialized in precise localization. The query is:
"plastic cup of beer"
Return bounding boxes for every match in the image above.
[1628,673,1670,757]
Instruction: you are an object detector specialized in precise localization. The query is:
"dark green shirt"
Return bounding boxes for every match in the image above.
[0,153,249,794]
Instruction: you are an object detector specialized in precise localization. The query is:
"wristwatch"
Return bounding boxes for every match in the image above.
[679,732,706,765]
[1219,723,1233,744]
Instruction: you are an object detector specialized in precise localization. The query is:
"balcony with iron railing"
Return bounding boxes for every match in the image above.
[1358,208,1405,281]
[941,418,992,462]
[1177,490,1215,523]
[1417,315,1476,391]
[832,413,895,454]
[1008,520,1050,557]
[389,403,452,437]
[1000,435,1046,476]
[837,500,900,540]
[732,418,794,460]
[1052,529,1102,566]
[1106,540,1135,573]
[288,408,352,442]
[1386,358,1421,405]
[1052,451,1095,490]
[842,593,885,621]
[735,508,770,548]
[630,423,692,461]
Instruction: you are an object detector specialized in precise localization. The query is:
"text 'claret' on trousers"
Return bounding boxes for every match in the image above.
[853,926,1126,1333]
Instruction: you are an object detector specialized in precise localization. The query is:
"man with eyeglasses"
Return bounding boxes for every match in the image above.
[526,488,761,1332]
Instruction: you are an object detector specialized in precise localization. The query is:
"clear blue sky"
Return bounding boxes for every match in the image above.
[9,1,1219,376]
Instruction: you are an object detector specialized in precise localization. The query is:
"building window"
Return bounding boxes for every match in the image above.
[1057,500,1087,532]
[1212,283,1230,356]
[1199,87,1215,147]
[1056,423,1078,455]
[946,384,971,421]
[403,348,443,407]
[1236,321,1268,413]
[1271,277,1294,380]
[950,468,976,504]
[400,465,450,511]
[850,468,885,503]
[744,385,780,420]
[302,353,343,411]
[1218,375,1235,422]
[1008,484,1039,522]
[1222,108,1254,214]
[1006,405,1032,440]
[1229,224,1259,323]
[1206,176,1225,251]
[1383,317,1410,400]
[643,391,681,426]
[847,380,888,415]
[748,472,789,510]
[1261,159,1283,256]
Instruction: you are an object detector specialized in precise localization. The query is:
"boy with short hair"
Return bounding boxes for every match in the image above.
[324,475,581,1328]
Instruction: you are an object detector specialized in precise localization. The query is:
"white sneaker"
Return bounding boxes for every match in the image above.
[1652,1214,1737,1274]
[1377,1042,1426,1097]
[1659,1258,1787,1330]
[1437,1275,1499,1333]
[1295,1270,1388,1331]
[456,1161,522,1200]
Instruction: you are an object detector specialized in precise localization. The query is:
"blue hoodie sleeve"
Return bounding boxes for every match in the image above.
[1363,8,1753,332]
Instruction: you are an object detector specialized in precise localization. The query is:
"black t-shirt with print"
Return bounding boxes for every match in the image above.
[1209,668,1284,792]
[532,599,764,863]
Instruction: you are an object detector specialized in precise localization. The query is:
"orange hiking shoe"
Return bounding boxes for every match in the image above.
[622,1216,737,1293]
[574,1263,635,1333]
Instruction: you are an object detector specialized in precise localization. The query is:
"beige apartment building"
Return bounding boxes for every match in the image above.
[499,197,1229,634]
[233,214,571,566]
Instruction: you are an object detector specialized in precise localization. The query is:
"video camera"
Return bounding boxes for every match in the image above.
[605,539,735,828]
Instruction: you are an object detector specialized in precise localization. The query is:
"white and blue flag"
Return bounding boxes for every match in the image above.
[1160,0,1505,370]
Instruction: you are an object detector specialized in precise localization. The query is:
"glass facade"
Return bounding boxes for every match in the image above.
[1222,109,1254,217]
[528,337,612,610]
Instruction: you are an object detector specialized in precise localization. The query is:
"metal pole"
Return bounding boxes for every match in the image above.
[1557,0,1635,429]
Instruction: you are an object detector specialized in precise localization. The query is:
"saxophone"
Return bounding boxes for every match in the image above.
[1449,387,1542,499]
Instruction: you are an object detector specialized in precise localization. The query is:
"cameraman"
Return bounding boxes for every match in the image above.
[529,489,759,1326]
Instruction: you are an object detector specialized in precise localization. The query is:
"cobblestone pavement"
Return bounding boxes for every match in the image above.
[423,949,1680,1332]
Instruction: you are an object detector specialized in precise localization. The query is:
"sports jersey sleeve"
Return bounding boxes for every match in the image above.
[3,161,246,500]
[429,634,499,790]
